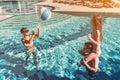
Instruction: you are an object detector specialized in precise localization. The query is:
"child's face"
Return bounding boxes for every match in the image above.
[21,29,28,35]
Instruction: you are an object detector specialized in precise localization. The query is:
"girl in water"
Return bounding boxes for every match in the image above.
[81,14,102,72]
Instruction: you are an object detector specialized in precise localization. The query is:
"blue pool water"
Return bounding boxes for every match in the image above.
[0,13,120,80]
[0,1,35,14]
[0,1,33,6]
[0,1,18,6]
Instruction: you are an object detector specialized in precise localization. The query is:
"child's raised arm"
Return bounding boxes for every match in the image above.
[35,24,40,37]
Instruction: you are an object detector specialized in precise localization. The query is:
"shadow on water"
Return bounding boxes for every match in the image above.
[36,25,91,50]
[94,71,120,80]
[25,70,120,80]
[0,54,27,74]
[0,54,79,80]
[0,49,120,80]
[0,53,88,80]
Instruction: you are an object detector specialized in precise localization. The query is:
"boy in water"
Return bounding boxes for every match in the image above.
[20,24,40,66]
[79,42,99,80]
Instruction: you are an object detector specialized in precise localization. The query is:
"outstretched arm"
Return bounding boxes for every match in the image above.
[29,31,36,42]
[28,24,40,43]
[35,24,40,37]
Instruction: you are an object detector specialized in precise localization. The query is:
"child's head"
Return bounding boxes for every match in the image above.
[20,28,29,35]
[79,42,93,56]
[91,14,102,30]
[84,42,93,52]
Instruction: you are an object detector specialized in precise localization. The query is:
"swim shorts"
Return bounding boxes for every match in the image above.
[26,47,38,56]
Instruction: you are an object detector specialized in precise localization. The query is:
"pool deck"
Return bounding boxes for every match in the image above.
[34,0,120,17]
[0,14,14,21]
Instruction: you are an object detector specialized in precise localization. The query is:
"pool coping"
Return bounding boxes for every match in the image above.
[34,0,120,17]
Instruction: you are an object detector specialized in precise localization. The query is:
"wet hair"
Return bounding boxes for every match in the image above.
[20,28,28,33]
[92,14,102,41]
[85,42,93,51]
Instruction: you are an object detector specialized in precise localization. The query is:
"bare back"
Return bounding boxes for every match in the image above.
[91,31,101,56]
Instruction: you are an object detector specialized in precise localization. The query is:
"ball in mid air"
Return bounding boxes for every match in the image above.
[38,7,52,20]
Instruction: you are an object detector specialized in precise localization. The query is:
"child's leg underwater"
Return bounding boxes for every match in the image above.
[33,52,37,66]
[25,55,30,65]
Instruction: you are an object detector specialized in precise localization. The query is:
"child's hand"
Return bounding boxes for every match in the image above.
[87,33,91,39]
[32,30,35,35]
[37,24,40,29]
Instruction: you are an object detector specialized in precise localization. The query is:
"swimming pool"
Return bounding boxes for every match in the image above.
[0,13,120,80]
[0,1,36,14]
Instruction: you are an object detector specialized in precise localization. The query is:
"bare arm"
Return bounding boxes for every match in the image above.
[80,52,99,72]
[21,33,35,46]
[87,32,100,45]
[29,32,35,42]
[82,59,98,72]
[21,38,30,46]
[21,38,25,45]
[28,24,40,42]
[35,24,40,37]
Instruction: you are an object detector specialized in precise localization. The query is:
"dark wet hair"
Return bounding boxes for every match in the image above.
[85,42,93,51]
[20,28,28,33]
